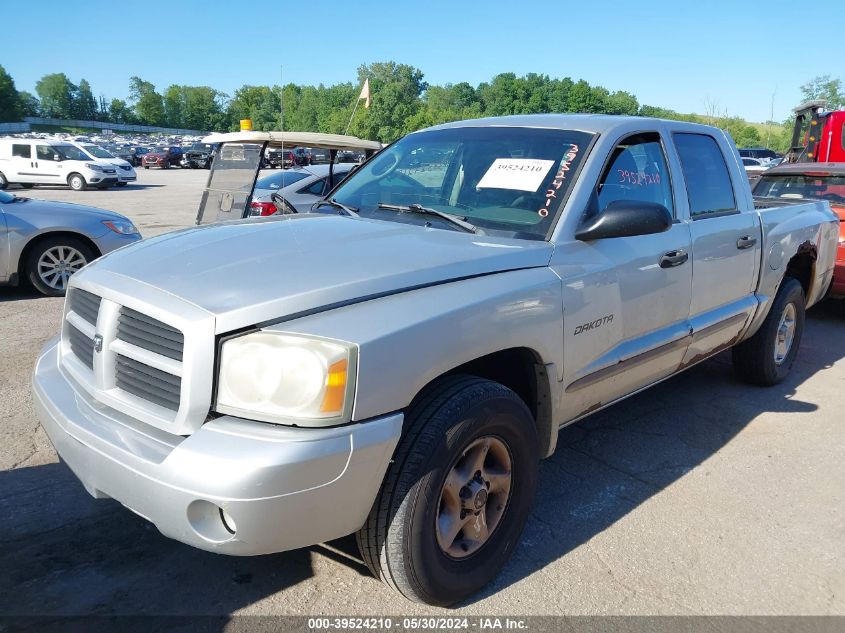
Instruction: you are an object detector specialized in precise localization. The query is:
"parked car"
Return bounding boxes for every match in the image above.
[181,143,217,169]
[70,142,137,187]
[0,139,119,191]
[32,115,838,606]
[126,146,150,167]
[309,148,331,164]
[753,162,845,299]
[142,146,183,169]
[742,157,769,184]
[0,189,140,295]
[739,147,781,161]
[247,164,357,216]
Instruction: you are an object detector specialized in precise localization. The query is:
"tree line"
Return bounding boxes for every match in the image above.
[0,62,842,151]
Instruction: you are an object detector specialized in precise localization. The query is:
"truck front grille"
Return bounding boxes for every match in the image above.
[117,307,184,361]
[115,355,181,411]
[67,323,94,369]
[68,288,101,326]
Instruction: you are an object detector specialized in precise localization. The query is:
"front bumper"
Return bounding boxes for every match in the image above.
[33,338,402,555]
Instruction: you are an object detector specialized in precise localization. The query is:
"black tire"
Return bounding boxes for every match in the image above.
[0,172,7,190]
[116,182,127,187]
[25,235,97,297]
[356,375,539,606]
[163,162,170,170]
[733,277,805,386]
[144,165,149,170]
[67,173,86,191]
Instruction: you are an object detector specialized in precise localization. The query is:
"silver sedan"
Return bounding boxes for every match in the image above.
[0,189,141,296]
[247,164,357,217]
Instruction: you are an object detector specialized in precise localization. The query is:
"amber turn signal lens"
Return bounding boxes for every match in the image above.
[320,358,348,413]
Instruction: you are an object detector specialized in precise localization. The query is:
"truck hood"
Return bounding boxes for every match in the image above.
[87,214,554,333]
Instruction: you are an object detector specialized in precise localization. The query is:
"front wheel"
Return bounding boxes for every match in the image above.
[25,236,96,296]
[733,277,805,385]
[67,173,86,191]
[356,375,539,606]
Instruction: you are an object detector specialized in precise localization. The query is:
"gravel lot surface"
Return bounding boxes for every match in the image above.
[1,168,843,617]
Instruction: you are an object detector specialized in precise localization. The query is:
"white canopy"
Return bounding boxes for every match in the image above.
[202,130,382,151]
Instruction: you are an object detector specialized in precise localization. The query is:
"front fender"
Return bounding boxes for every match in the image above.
[265,267,564,423]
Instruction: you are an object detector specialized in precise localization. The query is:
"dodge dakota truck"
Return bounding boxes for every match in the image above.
[32,115,839,606]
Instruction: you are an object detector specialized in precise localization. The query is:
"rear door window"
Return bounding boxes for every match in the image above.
[673,133,737,218]
[12,144,31,158]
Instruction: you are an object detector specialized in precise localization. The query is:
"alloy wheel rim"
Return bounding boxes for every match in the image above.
[436,435,513,559]
[774,302,797,365]
[37,246,86,290]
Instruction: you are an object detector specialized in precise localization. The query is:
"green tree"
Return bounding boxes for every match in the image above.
[352,62,427,142]
[128,76,165,126]
[17,91,40,117]
[108,98,134,124]
[0,65,22,122]
[73,79,97,120]
[228,85,279,130]
[35,73,77,118]
[800,75,844,110]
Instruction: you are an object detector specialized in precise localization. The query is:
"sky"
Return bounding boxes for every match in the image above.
[1,0,841,123]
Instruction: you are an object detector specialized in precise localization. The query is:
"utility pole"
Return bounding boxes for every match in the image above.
[279,65,284,132]
[767,86,776,148]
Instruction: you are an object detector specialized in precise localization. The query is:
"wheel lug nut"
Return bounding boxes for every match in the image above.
[459,486,472,499]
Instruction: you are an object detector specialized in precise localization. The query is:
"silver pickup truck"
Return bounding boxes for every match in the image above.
[33,115,839,606]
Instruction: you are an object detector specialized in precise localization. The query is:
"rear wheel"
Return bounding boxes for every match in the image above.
[0,172,9,189]
[25,236,96,296]
[67,173,86,191]
[733,277,805,385]
[356,375,539,606]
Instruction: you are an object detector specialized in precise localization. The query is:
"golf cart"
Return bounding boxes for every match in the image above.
[195,131,382,224]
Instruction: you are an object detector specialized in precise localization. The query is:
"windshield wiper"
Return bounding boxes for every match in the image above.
[377,203,477,233]
[313,198,360,218]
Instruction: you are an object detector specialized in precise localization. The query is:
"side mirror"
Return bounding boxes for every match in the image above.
[54,154,62,161]
[575,200,672,241]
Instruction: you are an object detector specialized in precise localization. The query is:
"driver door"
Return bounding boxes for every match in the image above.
[553,132,693,421]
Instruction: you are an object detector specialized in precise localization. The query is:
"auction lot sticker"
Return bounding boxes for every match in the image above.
[477,158,554,191]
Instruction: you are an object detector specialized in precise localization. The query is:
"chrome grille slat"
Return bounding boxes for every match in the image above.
[68,289,101,326]
[67,323,94,369]
[116,355,181,411]
[117,307,184,361]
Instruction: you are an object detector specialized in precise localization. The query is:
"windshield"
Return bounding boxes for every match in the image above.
[754,174,845,204]
[54,145,89,161]
[83,145,115,159]
[191,143,213,152]
[0,190,16,203]
[255,171,310,190]
[331,126,593,240]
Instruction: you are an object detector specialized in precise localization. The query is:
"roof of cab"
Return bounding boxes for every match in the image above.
[202,130,382,151]
[421,113,719,136]
[762,162,845,177]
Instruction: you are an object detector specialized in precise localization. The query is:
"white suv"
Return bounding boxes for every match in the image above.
[0,139,119,191]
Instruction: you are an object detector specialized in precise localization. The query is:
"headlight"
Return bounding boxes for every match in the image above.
[102,219,139,235]
[86,163,104,172]
[216,332,356,426]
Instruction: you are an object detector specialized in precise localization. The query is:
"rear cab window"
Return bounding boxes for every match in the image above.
[673,133,737,218]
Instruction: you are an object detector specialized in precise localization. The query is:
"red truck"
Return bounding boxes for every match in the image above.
[786,100,845,163]
[754,162,845,299]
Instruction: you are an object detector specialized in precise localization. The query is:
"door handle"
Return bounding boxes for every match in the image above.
[659,249,688,268]
[736,235,757,250]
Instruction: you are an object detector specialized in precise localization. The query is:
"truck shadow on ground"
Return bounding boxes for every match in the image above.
[0,304,842,621]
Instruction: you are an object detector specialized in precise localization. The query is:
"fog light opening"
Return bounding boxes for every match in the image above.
[219,508,237,534]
